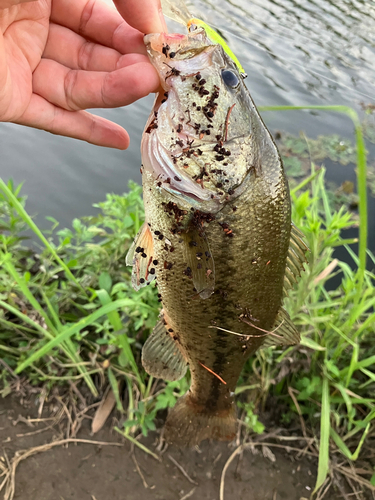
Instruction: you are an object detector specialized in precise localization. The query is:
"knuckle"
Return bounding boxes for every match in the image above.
[88,115,97,141]
[77,41,95,70]
[100,72,113,107]
[64,70,80,110]
[79,0,96,36]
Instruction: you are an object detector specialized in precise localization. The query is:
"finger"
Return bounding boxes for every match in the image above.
[113,0,166,34]
[1,0,36,7]
[44,23,149,71]
[33,58,160,111]
[51,0,145,55]
[15,93,130,149]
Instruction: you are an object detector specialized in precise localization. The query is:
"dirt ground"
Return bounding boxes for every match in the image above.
[0,395,322,500]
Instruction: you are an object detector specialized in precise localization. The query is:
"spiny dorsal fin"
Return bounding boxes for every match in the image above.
[126,222,156,290]
[142,314,187,381]
[262,307,300,348]
[283,223,309,297]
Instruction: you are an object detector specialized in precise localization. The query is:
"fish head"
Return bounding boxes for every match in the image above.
[142,29,279,211]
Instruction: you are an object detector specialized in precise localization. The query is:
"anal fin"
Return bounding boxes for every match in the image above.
[126,222,156,290]
[142,315,187,381]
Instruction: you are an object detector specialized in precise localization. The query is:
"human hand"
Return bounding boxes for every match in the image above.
[0,0,166,149]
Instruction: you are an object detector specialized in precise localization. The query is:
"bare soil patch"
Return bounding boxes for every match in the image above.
[0,395,326,500]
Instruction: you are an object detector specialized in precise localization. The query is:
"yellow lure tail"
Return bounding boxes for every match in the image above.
[160,0,246,76]
[187,18,246,76]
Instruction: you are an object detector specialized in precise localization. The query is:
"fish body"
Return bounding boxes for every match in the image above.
[127,29,307,446]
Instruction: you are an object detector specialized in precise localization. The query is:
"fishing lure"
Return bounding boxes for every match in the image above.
[160,0,247,76]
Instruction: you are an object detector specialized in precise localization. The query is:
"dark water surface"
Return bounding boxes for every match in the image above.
[1,0,374,248]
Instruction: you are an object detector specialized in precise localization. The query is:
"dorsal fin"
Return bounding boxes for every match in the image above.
[126,222,156,290]
[142,312,187,381]
[262,307,300,348]
[283,223,309,297]
[181,226,215,299]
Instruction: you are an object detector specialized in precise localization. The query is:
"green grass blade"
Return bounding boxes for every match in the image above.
[314,377,330,494]
[0,178,86,294]
[0,252,58,334]
[15,299,138,373]
[330,424,370,461]
[0,299,53,338]
[290,170,320,195]
[41,291,97,396]
[96,289,143,386]
[346,343,359,388]
[114,426,161,461]
[108,367,123,413]
[41,290,63,331]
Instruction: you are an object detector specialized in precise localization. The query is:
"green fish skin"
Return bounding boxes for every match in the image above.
[127,29,307,447]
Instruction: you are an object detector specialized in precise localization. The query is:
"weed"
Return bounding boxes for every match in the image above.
[0,104,374,498]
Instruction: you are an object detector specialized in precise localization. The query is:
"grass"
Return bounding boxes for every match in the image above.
[1,105,374,498]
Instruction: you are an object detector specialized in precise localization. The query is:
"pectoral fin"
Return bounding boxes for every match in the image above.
[142,315,187,381]
[181,227,215,299]
[126,223,156,290]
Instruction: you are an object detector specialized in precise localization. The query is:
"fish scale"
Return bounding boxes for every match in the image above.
[127,27,307,446]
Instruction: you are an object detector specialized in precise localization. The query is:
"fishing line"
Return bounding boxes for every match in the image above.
[208,22,375,102]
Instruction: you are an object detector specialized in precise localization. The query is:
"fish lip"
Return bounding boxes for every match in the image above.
[144,29,216,76]
[144,29,209,56]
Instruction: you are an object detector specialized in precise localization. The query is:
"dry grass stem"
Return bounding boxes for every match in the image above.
[313,258,339,284]
[132,453,150,489]
[180,487,196,500]
[213,452,222,466]
[315,477,332,500]
[168,455,198,485]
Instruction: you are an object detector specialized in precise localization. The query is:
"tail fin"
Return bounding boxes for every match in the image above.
[164,393,237,447]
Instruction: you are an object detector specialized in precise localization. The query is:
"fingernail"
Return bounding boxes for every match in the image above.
[159,8,168,33]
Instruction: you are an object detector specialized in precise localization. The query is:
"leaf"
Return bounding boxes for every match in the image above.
[108,367,123,412]
[123,215,134,228]
[91,387,117,434]
[314,377,330,494]
[99,272,112,293]
[15,298,139,373]
[300,336,326,351]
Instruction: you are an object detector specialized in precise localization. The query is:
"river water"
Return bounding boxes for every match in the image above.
[1,0,374,249]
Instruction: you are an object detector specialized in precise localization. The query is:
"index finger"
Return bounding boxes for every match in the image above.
[113,0,167,34]
[51,0,146,55]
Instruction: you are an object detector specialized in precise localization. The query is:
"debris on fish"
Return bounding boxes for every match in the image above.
[127,25,308,447]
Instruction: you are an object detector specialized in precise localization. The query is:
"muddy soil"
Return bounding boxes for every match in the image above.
[1,395,320,500]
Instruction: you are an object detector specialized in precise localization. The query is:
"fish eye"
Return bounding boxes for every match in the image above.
[221,69,240,89]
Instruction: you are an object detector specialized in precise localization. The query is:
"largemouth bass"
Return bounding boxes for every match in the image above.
[127,28,307,446]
